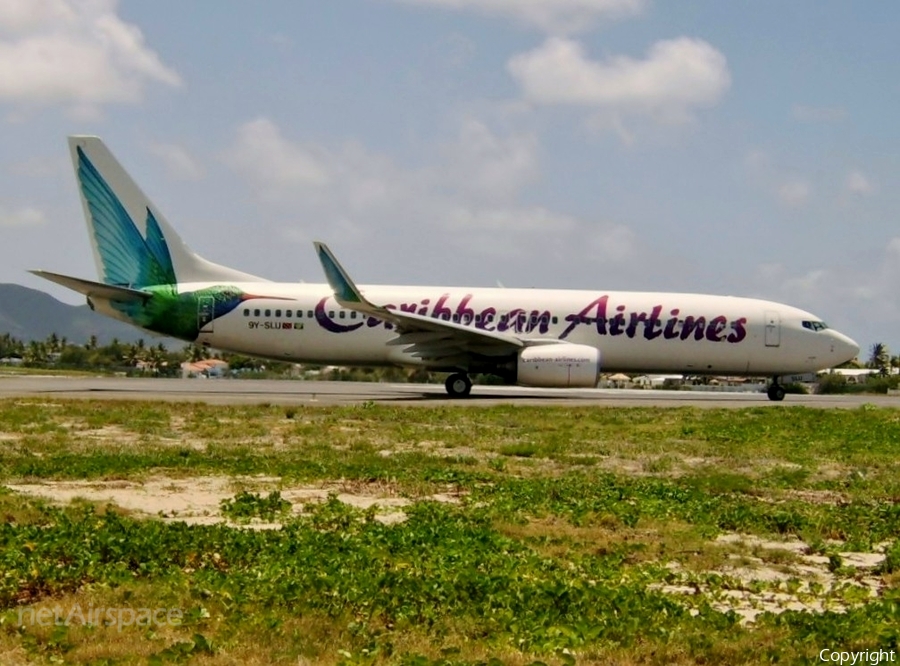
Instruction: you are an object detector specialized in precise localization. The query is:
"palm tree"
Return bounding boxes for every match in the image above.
[23,340,48,366]
[125,343,145,369]
[869,343,891,376]
[185,343,205,362]
[146,346,166,375]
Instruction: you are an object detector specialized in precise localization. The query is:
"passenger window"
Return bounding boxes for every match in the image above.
[265,309,271,317]
[254,309,260,317]
[329,311,335,318]
[552,316,558,324]
[339,311,346,319]
[307,310,314,319]
[275,309,282,318]
[243,308,249,316]
[286,310,292,318]
[350,311,357,319]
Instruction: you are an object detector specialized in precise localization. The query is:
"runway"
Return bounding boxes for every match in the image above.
[0,375,897,408]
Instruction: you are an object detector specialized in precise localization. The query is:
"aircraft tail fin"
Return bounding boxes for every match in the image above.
[68,136,268,287]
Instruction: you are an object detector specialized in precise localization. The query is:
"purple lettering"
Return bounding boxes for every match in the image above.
[433,294,452,321]
[594,295,609,335]
[663,309,681,339]
[706,316,728,342]
[609,305,627,336]
[315,298,364,333]
[506,308,525,333]
[399,302,417,313]
[680,316,706,341]
[418,299,430,316]
[456,294,475,325]
[727,317,747,343]
[626,311,647,338]
[479,307,496,331]
[561,296,608,339]
[527,310,551,334]
[643,305,664,340]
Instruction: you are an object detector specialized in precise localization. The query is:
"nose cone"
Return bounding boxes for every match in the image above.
[829,330,860,366]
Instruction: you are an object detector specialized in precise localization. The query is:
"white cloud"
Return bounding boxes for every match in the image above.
[0,205,45,228]
[888,237,900,259]
[777,179,810,208]
[754,238,900,350]
[392,0,645,33]
[508,37,730,123]
[225,118,331,202]
[225,117,641,267]
[440,118,538,202]
[445,205,574,232]
[845,170,875,197]
[148,143,204,181]
[588,222,636,262]
[791,104,849,123]
[9,155,65,177]
[0,0,181,113]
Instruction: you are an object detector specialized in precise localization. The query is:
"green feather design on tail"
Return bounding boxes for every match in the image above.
[76,146,259,341]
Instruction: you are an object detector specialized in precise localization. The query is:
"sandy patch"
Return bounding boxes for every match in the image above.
[653,532,888,624]
[4,476,458,527]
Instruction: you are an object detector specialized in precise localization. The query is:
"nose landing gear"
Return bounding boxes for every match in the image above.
[767,378,786,402]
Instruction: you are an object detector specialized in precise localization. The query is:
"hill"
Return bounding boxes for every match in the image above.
[0,283,181,347]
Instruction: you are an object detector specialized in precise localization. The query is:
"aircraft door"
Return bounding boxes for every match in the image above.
[198,297,215,333]
[764,310,780,347]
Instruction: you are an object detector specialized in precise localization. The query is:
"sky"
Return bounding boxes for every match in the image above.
[0,0,898,356]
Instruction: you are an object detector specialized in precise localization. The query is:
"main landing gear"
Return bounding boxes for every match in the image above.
[445,373,472,398]
[767,377,786,402]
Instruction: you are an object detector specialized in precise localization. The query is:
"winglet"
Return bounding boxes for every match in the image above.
[313,242,370,307]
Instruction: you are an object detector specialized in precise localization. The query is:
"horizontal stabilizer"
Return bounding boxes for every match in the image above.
[30,270,151,303]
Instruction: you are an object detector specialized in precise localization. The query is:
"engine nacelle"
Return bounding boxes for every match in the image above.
[516,344,601,388]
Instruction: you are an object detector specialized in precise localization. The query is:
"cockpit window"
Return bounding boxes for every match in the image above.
[802,320,829,332]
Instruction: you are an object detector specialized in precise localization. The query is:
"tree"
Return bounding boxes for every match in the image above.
[869,343,891,377]
[0,333,23,359]
[23,340,48,366]
[125,343,145,369]
[185,344,206,363]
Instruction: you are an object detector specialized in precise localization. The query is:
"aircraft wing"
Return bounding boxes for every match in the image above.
[30,270,152,303]
[314,243,523,365]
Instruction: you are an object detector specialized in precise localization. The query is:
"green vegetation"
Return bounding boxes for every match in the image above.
[1,400,900,664]
[220,490,292,522]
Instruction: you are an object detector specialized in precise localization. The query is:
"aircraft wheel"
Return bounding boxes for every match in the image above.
[445,373,472,398]
[767,383,786,402]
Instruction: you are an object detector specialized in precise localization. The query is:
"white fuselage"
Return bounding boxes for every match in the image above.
[153,282,860,377]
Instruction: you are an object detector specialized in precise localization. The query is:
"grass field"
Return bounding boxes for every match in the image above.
[1,399,899,664]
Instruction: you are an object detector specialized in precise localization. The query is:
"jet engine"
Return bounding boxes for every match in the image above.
[516,344,600,388]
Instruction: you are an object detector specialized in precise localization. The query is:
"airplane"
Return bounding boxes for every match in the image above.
[31,136,860,401]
